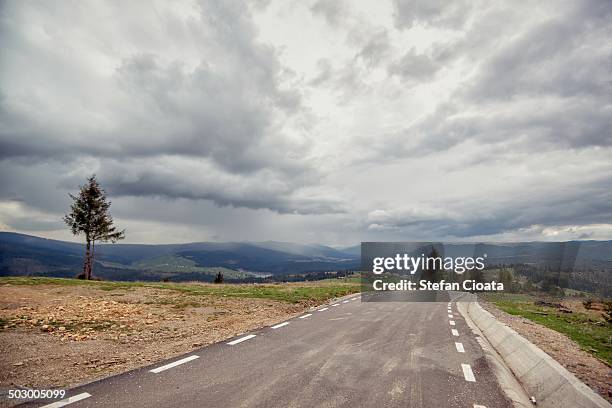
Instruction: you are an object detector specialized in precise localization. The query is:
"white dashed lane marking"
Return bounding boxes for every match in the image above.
[449,320,456,326]
[451,329,459,336]
[342,300,349,303]
[448,314,453,318]
[455,342,465,353]
[474,405,487,408]
[331,303,340,307]
[299,313,313,319]
[150,355,199,373]
[318,307,329,311]
[227,334,256,345]
[41,393,91,408]
[271,322,289,329]
[461,364,476,382]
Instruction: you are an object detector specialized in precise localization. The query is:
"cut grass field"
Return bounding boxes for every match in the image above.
[0,276,360,304]
[483,293,612,366]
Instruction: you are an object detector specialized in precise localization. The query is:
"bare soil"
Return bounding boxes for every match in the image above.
[482,301,612,403]
[0,283,308,395]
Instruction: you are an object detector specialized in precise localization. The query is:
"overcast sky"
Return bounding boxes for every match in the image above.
[1,0,611,246]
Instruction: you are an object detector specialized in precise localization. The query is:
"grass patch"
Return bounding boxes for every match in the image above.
[0,276,360,304]
[484,293,612,366]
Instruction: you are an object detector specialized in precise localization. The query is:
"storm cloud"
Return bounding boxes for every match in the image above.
[0,0,611,244]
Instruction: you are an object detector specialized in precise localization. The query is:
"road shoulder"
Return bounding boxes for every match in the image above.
[481,300,611,404]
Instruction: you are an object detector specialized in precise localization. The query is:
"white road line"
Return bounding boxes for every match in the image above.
[452,329,459,336]
[227,334,256,345]
[318,307,329,311]
[474,405,487,408]
[342,300,349,303]
[448,314,453,318]
[461,364,476,382]
[299,313,312,319]
[331,303,340,307]
[41,393,91,408]
[455,342,465,353]
[449,320,456,326]
[150,355,199,373]
[351,297,359,301]
[271,322,289,329]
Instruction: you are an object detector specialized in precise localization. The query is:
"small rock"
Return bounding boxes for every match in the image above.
[58,326,66,332]
[13,362,24,367]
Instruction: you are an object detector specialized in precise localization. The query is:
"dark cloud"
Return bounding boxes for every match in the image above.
[464,11,612,101]
[0,5,303,172]
[375,0,612,160]
[0,0,336,217]
[387,48,440,81]
[98,161,345,215]
[367,176,612,238]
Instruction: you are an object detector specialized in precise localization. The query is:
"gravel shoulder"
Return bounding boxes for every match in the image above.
[0,282,324,403]
[481,300,612,403]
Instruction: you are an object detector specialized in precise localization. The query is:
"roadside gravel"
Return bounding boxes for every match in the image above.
[481,301,612,403]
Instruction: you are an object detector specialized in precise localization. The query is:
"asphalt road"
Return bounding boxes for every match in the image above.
[24,293,512,408]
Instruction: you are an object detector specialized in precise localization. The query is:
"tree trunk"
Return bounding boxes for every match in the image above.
[91,240,95,279]
[83,240,91,280]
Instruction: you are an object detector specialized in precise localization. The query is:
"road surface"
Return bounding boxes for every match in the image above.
[23,293,511,408]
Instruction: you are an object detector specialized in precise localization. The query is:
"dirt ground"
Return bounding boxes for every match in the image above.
[482,301,612,403]
[0,283,307,396]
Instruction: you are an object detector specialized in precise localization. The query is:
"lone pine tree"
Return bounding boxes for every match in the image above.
[64,175,125,280]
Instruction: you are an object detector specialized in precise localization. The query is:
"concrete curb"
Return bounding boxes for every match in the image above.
[466,299,611,408]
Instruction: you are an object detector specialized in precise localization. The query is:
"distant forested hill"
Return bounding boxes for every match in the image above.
[2,233,610,290]
[0,232,359,282]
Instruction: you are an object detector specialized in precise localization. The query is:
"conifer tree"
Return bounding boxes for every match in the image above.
[64,175,125,279]
[214,271,224,284]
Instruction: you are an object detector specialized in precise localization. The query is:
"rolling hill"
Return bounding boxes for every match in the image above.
[2,233,610,290]
[0,232,359,282]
